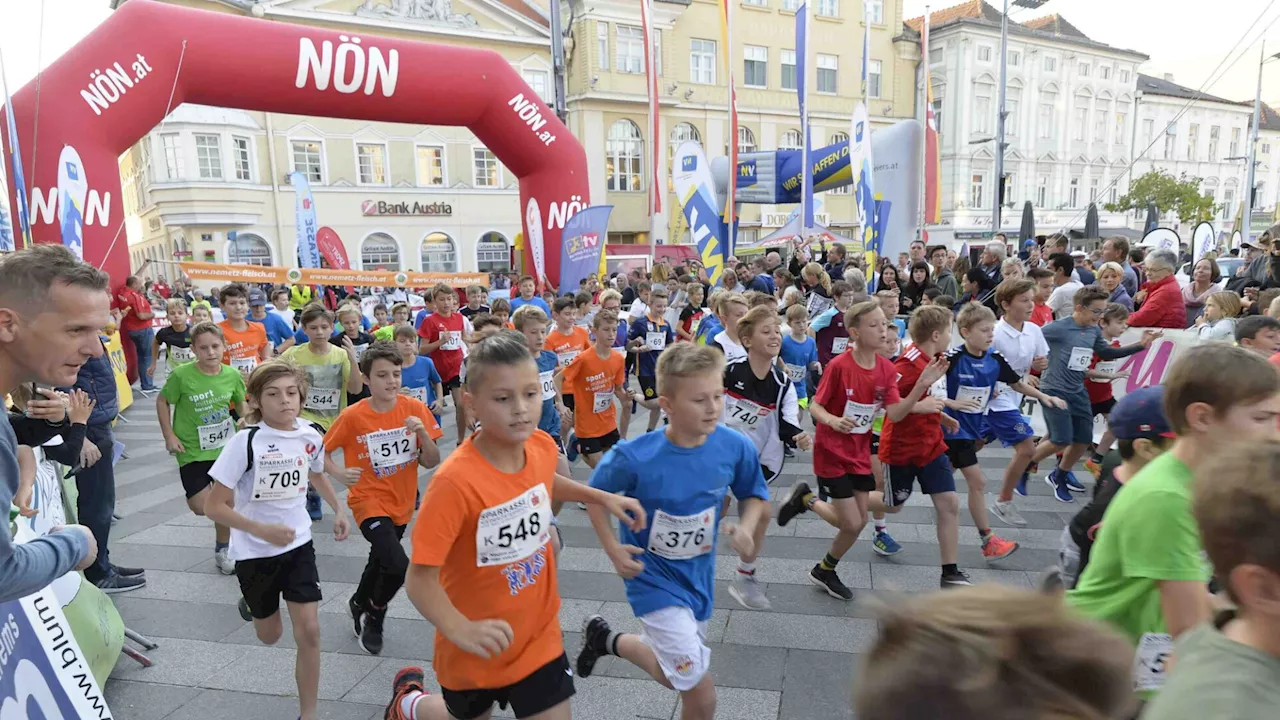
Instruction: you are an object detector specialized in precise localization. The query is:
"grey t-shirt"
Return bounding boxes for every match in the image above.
[1144,611,1280,720]
[1040,317,1142,399]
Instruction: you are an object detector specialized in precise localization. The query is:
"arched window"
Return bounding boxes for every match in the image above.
[360,232,401,271]
[829,132,851,195]
[606,119,643,192]
[738,126,757,153]
[421,232,458,272]
[476,232,511,273]
[779,129,803,150]
[229,233,272,266]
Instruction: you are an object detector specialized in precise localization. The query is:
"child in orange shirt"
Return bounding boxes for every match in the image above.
[556,310,632,468]
[218,283,271,376]
[324,342,443,657]
[545,296,591,413]
[383,332,644,720]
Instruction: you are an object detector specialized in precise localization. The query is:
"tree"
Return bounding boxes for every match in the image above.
[1105,170,1217,224]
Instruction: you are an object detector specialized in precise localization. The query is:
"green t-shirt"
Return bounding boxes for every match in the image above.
[1143,611,1280,720]
[161,362,246,466]
[282,342,351,430]
[373,324,395,342]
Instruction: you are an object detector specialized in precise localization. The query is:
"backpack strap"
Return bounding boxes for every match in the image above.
[245,425,260,470]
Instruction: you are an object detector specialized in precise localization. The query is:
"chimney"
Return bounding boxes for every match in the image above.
[1163,73,1175,83]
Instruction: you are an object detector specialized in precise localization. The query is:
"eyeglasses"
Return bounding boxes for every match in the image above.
[1087,307,1106,315]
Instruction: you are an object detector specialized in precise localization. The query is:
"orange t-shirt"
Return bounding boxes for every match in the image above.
[324,395,443,525]
[411,431,562,691]
[561,347,625,439]
[546,326,591,369]
[219,320,269,373]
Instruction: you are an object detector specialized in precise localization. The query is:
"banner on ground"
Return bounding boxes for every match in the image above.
[176,262,488,289]
[105,331,133,413]
[672,141,728,284]
[1191,221,1216,264]
[559,205,612,295]
[56,145,87,260]
[291,172,321,269]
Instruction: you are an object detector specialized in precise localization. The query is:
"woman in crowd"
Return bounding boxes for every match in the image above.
[899,261,934,313]
[878,265,901,295]
[1096,261,1134,312]
[1181,257,1220,326]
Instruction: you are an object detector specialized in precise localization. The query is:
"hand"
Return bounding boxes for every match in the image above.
[147,363,156,378]
[332,513,351,542]
[164,433,186,455]
[80,439,102,468]
[1140,330,1162,347]
[429,400,442,414]
[606,543,646,579]
[601,494,647,532]
[1134,290,1148,304]
[918,356,950,387]
[793,432,812,451]
[940,413,960,434]
[1111,370,1131,381]
[445,618,514,659]
[949,397,983,413]
[558,405,573,426]
[1024,374,1041,389]
[66,390,95,425]
[827,415,856,433]
[725,522,755,558]
[1031,355,1049,372]
[341,467,362,486]
[1041,395,1068,410]
[257,523,297,547]
[341,336,357,356]
[236,417,247,430]
[14,483,36,518]
[916,395,946,414]
[56,525,98,571]
[25,388,69,422]
[1194,314,1206,326]
[404,416,425,436]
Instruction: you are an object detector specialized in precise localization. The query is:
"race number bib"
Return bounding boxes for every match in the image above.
[539,370,557,401]
[1067,347,1092,371]
[169,346,195,363]
[784,363,806,383]
[253,454,308,502]
[231,355,258,374]
[726,397,768,431]
[305,388,340,412]
[354,343,370,360]
[592,391,614,413]
[365,427,416,469]
[441,331,463,351]
[955,385,991,413]
[929,376,949,398]
[831,337,849,354]
[1095,359,1120,375]
[842,400,879,434]
[557,350,580,368]
[646,331,667,351]
[1132,633,1173,692]
[647,508,715,560]
[197,418,233,451]
[475,484,551,567]
[405,386,428,403]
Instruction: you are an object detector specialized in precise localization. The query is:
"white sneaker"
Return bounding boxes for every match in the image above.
[990,500,1027,527]
[214,548,236,575]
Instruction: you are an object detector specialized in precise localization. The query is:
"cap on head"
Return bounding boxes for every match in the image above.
[248,288,267,307]
[1109,386,1175,440]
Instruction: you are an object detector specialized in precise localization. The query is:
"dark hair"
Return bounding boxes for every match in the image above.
[574,292,592,307]
[552,296,576,314]
[1129,248,1146,265]
[465,331,534,391]
[831,280,853,299]
[928,244,948,259]
[1028,267,1054,282]
[1046,252,1073,276]
[996,278,1037,308]
[964,268,989,288]
[299,304,333,328]
[922,287,943,301]
[218,283,249,305]
[358,341,403,376]
[1234,314,1280,342]
[470,312,506,332]
[1073,286,1109,308]
[0,244,109,311]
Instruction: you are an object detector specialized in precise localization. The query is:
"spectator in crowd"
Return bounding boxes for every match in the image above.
[1182,257,1222,326]
[878,265,901,295]
[978,240,1006,287]
[153,275,172,300]
[824,242,847,279]
[1072,252,1096,286]
[1022,239,1044,270]
[958,268,997,314]
[908,239,928,267]
[116,275,156,391]
[1243,227,1278,284]
[929,245,958,299]
[899,261,934,313]
[1045,252,1084,320]
[1128,248,1186,329]
[1129,247,1148,286]
[1000,257,1024,283]
[1193,291,1242,342]
[741,258,774,295]
[765,251,784,274]
[0,245,105,603]
[1096,261,1134,311]
[842,267,868,298]
[1099,236,1139,297]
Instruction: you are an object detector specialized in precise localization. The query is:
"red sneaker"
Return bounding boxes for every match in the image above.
[385,666,427,720]
[981,533,1019,561]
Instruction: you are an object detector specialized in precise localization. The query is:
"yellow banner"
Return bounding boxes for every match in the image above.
[105,331,133,413]
[177,262,488,288]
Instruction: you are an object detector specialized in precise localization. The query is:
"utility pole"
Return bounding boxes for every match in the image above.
[992,0,1010,235]
[549,0,569,124]
[1243,41,1266,246]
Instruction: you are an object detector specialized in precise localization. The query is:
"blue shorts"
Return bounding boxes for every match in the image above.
[1043,402,1093,446]
[984,409,1035,447]
[884,453,955,507]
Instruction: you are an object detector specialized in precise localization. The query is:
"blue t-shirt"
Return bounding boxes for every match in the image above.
[941,345,1022,441]
[779,335,818,396]
[250,311,294,348]
[413,308,434,331]
[589,427,768,620]
[511,296,551,316]
[695,315,722,346]
[535,350,562,438]
[627,315,675,377]
[400,354,442,408]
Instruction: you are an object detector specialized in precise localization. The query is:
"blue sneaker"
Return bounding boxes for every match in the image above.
[1063,471,1086,492]
[1014,471,1029,497]
[565,430,580,463]
[1045,469,1074,504]
[306,487,323,521]
[872,529,903,556]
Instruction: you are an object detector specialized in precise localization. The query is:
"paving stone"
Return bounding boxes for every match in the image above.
[723,611,878,654]
[780,649,859,720]
[335,615,439,660]
[339,658,443,705]
[103,678,203,720]
[197,644,381,700]
[163,687,380,720]
[220,605,367,653]
[570,676,679,720]
[869,563,1033,592]
[108,543,212,571]
[123,568,244,605]
[113,596,246,642]
[110,636,252,686]
[675,686,781,719]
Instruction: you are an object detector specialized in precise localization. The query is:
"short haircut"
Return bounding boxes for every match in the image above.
[490,298,511,316]
[336,305,362,321]
[685,281,705,297]
[1095,261,1124,280]
[1028,267,1054,282]
[1073,286,1109,308]
[512,304,550,331]
[720,293,749,313]
[933,294,956,310]
[1207,291,1242,319]
[299,305,334,328]
[928,244,948,259]
[1101,302,1130,324]
[736,305,778,345]
[466,284,486,295]
[552,296,576,314]
[165,298,189,315]
[649,287,670,302]
[470,313,506,332]
[956,303,996,331]
[1129,248,1146,265]
[984,240,1007,260]
[519,275,535,285]
[1104,235,1131,258]
[844,300,882,330]
[465,331,535,392]
[1256,288,1280,315]
[574,292,592,307]
[784,303,807,325]
[393,324,418,341]
[908,305,952,344]
[391,302,411,316]
[0,244,109,312]
[922,287,943,301]
[995,278,1036,308]
[1234,314,1280,342]
[432,283,454,300]
[656,342,725,397]
[830,280,853,299]
[1164,344,1280,435]
[271,288,289,301]
[1145,248,1178,272]
[243,360,309,424]
[705,287,726,312]
[373,303,388,313]
[599,289,622,306]
[749,292,777,308]
[189,321,225,345]
[592,309,620,331]
[1046,252,1073,276]
[218,283,248,305]
[358,341,404,376]
[1194,438,1280,604]
[636,281,652,293]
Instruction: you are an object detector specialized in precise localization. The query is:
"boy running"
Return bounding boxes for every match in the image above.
[558,311,632,467]
[217,283,270,376]
[628,287,676,432]
[151,298,194,379]
[374,302,413,342]
[780,303,819,409]
[1028,268,1055,326]
[513,306,572,451]
[418,283,469,444]
[546,296,591,417]
[395,325,443,425]
[809,281,854,366]
[459,284,491,320]
[576,343,771,720]
[1234,315,1280,355]
[1083,303,1132,476]
[706,292,749,363]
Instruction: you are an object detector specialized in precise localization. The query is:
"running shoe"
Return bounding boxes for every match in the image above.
[95,570,146,594]
[360,604,387,656]
[576,614,611,678]
[728,572,771,610]
[348,595,365,638]
[1014,471,1029,497]
[238,597,253,622]
[1046,468,1075,503]
[111,564,146,577]
[306,487,323,521]
[383,666,427,720]
[214,548,236,575]
[783,445,795,459]
[990,499,1027,527]
[565,430,580,463]
[981,533,1019,561]
[1063,471,1087,493]
[940,569,973,588]
[1083,458,1102,478]
[1039,566,1066,593]
[808,565,853,601]
[872,529,903,556]
[776,482,812,527]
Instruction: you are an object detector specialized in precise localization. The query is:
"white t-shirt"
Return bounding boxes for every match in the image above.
[208,419,326,561]
[270,307,295,328]
[1047,280,1083,320]
[711,330,748,364]
[629,298,650,320]
[989,319,1049,413]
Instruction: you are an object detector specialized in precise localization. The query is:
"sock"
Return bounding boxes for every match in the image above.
[942,563,959,575]
[215,541,228,552]
[603,630,623,656]
[1090,451,1104,463]
[738,561,756,576]
[399,691,423,718]
[802,492,816,508]
[874,519,887,532]
[979,528,992,541]
[820,553,840,571]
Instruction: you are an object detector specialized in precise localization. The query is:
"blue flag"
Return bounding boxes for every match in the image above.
[559,205,612,295]
[291,172,321,268]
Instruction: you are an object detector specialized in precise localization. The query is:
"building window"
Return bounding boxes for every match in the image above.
[781,49,797,90]
[356,142,388,186]
[1069,177,1080,207]
[1094,110,1107,143]
[1078,62,1090,77]
[1142,118,1154,148]
[1110,185,1118,204]
[416,145,445,187]
[360,233,401,271]
[1115,111,1127,143]
[476,232,511,273]
[1164,128,1176,160]
[744,45,768,88]
[194,134,223,180]
[816,0,838,17]
[606,119,643,192]
[690,39,716,84]
[744,0,766,6]
[1009,50,1021,67]
[738,126,757,153]
[1073,107,1087,142]
[421,232,458,272]
[1006,88,1020,136]
[970,172,986,208]
[522,68,550,103]
[228,233,272,266]
[1264,141,1273,155]
[779,129,803,150]
[816,54,838,93]
[1044,56,1057,73]
[1003,173,1016,204]
[1089,177,1099,203]
[829,132,851,194]
[1231,127,1242,156]
[783,0,801,10]
[616,25,644,74]
[866,0,883,23]
[932,84,945,133]
[867,59,882,98]
[597,22,609,71]
[977,45,993,62]
[1119,69,1130,83]
[232,136,252,181]
[652,29,662,76]
[473,147,501,188]
[160,133,183,181]
[974,85,992,134]
[291,140,324,183]
[1223,188,1236,219]
[1187,123,1199,161]
[1037,175,1048,207]
[1100,66,1111,80]
[1208,125,1220,160]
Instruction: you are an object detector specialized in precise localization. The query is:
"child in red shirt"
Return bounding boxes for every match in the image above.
[1084,303,1131,475]
[417,283,468,444]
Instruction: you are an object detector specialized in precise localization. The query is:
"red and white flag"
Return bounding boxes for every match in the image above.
[641,0,661,216]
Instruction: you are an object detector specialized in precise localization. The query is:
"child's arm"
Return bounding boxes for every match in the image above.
[149,335,162,378]
[552,473,646,529]
[325,451,362,488]
[344,347,363,393]
[809,400,854,433]
[1011,379,1068,409]
[613,385,632,436]
[15,446,37,518]
[204,482,297,547]
[155,394,185,455]
[430,381,444,412]
[308,470,350,540]
[886,357,949,423]
[584,502,645,579]
[404,564,513,658]
[405,416,441,469]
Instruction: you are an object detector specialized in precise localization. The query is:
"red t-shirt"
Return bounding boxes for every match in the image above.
[417,311,466,381]
[1086,339,1122,404]
[879,345,947,467]
[116,288,152,332]
[1030,303,1054,327]
[812,352,901,477]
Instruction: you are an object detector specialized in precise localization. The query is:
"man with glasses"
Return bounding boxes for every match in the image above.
[1127,248,1185,329]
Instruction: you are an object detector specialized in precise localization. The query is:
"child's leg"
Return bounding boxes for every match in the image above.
[450,384,467,444]
[870,455,887,527]
[1058,442,1090,471]
[957,464,992,533]
[188,484,232,548]
[736,496,773,565]
[286,600,322,720]
[997,436,1037,503]
[250,611,284,645]
[827,493,870,560]
[931,491,961,566]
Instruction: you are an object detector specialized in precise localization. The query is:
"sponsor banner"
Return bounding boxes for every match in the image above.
[176,262,487,289]
[360,200,452,217]
[105,331,133,413]
[1140,227,1180,251]
[56,145,87,260]
[526,198,547,288]
[315,226,355,294]
[1192,221,1216,264]
[672,141,728,284]
[290,172,321,269]
[179,261,287,284]
[559,205,612,295]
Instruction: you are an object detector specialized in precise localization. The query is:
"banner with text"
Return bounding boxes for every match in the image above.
[105,331,133,413]
[56,145,87,260]
[672,141,728,284]
[291,172,321,269]
[559,205,612,295]
[177,262,488,289]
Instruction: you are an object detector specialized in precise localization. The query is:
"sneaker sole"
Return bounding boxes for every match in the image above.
[989,505,1028,528]
[98,582,147,595]
[983,544,1019,561]
[727,583,771,611]
[807,573,852,601]
[871,543,901,557]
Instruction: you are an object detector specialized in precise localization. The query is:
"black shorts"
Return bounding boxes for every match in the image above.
[816,473,875,500]
[578,429,621,456]
[945,439,980,470]
[442,652,575,719]
[179,460,216,499]
[1091,397,1116,418]
[442,376,462,393]
[235,541,322,619]
[561,394,575,411]
[639,375,657,399]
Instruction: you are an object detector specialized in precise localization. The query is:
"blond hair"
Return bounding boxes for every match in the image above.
[164,298,189,316]
[656,342,725,396]
[802,261,832,293]
[844,300,883,331]
[598,288,622,306]
[1207,290,1242,319]
[1095,261,1124,280]
[189,321,225,345]
[720,292,749,314]
[511,304,550,331]
[735,305,779,349]
[956,303,996,331]
[908,305,953,344]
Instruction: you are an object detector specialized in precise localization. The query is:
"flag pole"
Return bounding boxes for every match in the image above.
[720,0,738,257]
[919,7,930,240]
[641,0,659,267]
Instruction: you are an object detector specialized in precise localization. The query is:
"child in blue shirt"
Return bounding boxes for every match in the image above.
[626,287,676,433]
[780,304,820,406]
[576,343,769,719]
[394,325,443,424]
[512,305,571,450]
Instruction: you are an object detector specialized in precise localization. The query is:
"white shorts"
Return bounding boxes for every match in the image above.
[638,606,711,692]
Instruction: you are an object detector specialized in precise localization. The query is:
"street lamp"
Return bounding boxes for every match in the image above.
[1241,44,1280,246]
[992,0,1050,233]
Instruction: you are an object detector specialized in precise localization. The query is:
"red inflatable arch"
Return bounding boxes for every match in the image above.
[1,0,587,289]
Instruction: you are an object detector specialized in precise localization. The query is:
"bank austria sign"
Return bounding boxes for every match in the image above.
[361,200,453,217]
